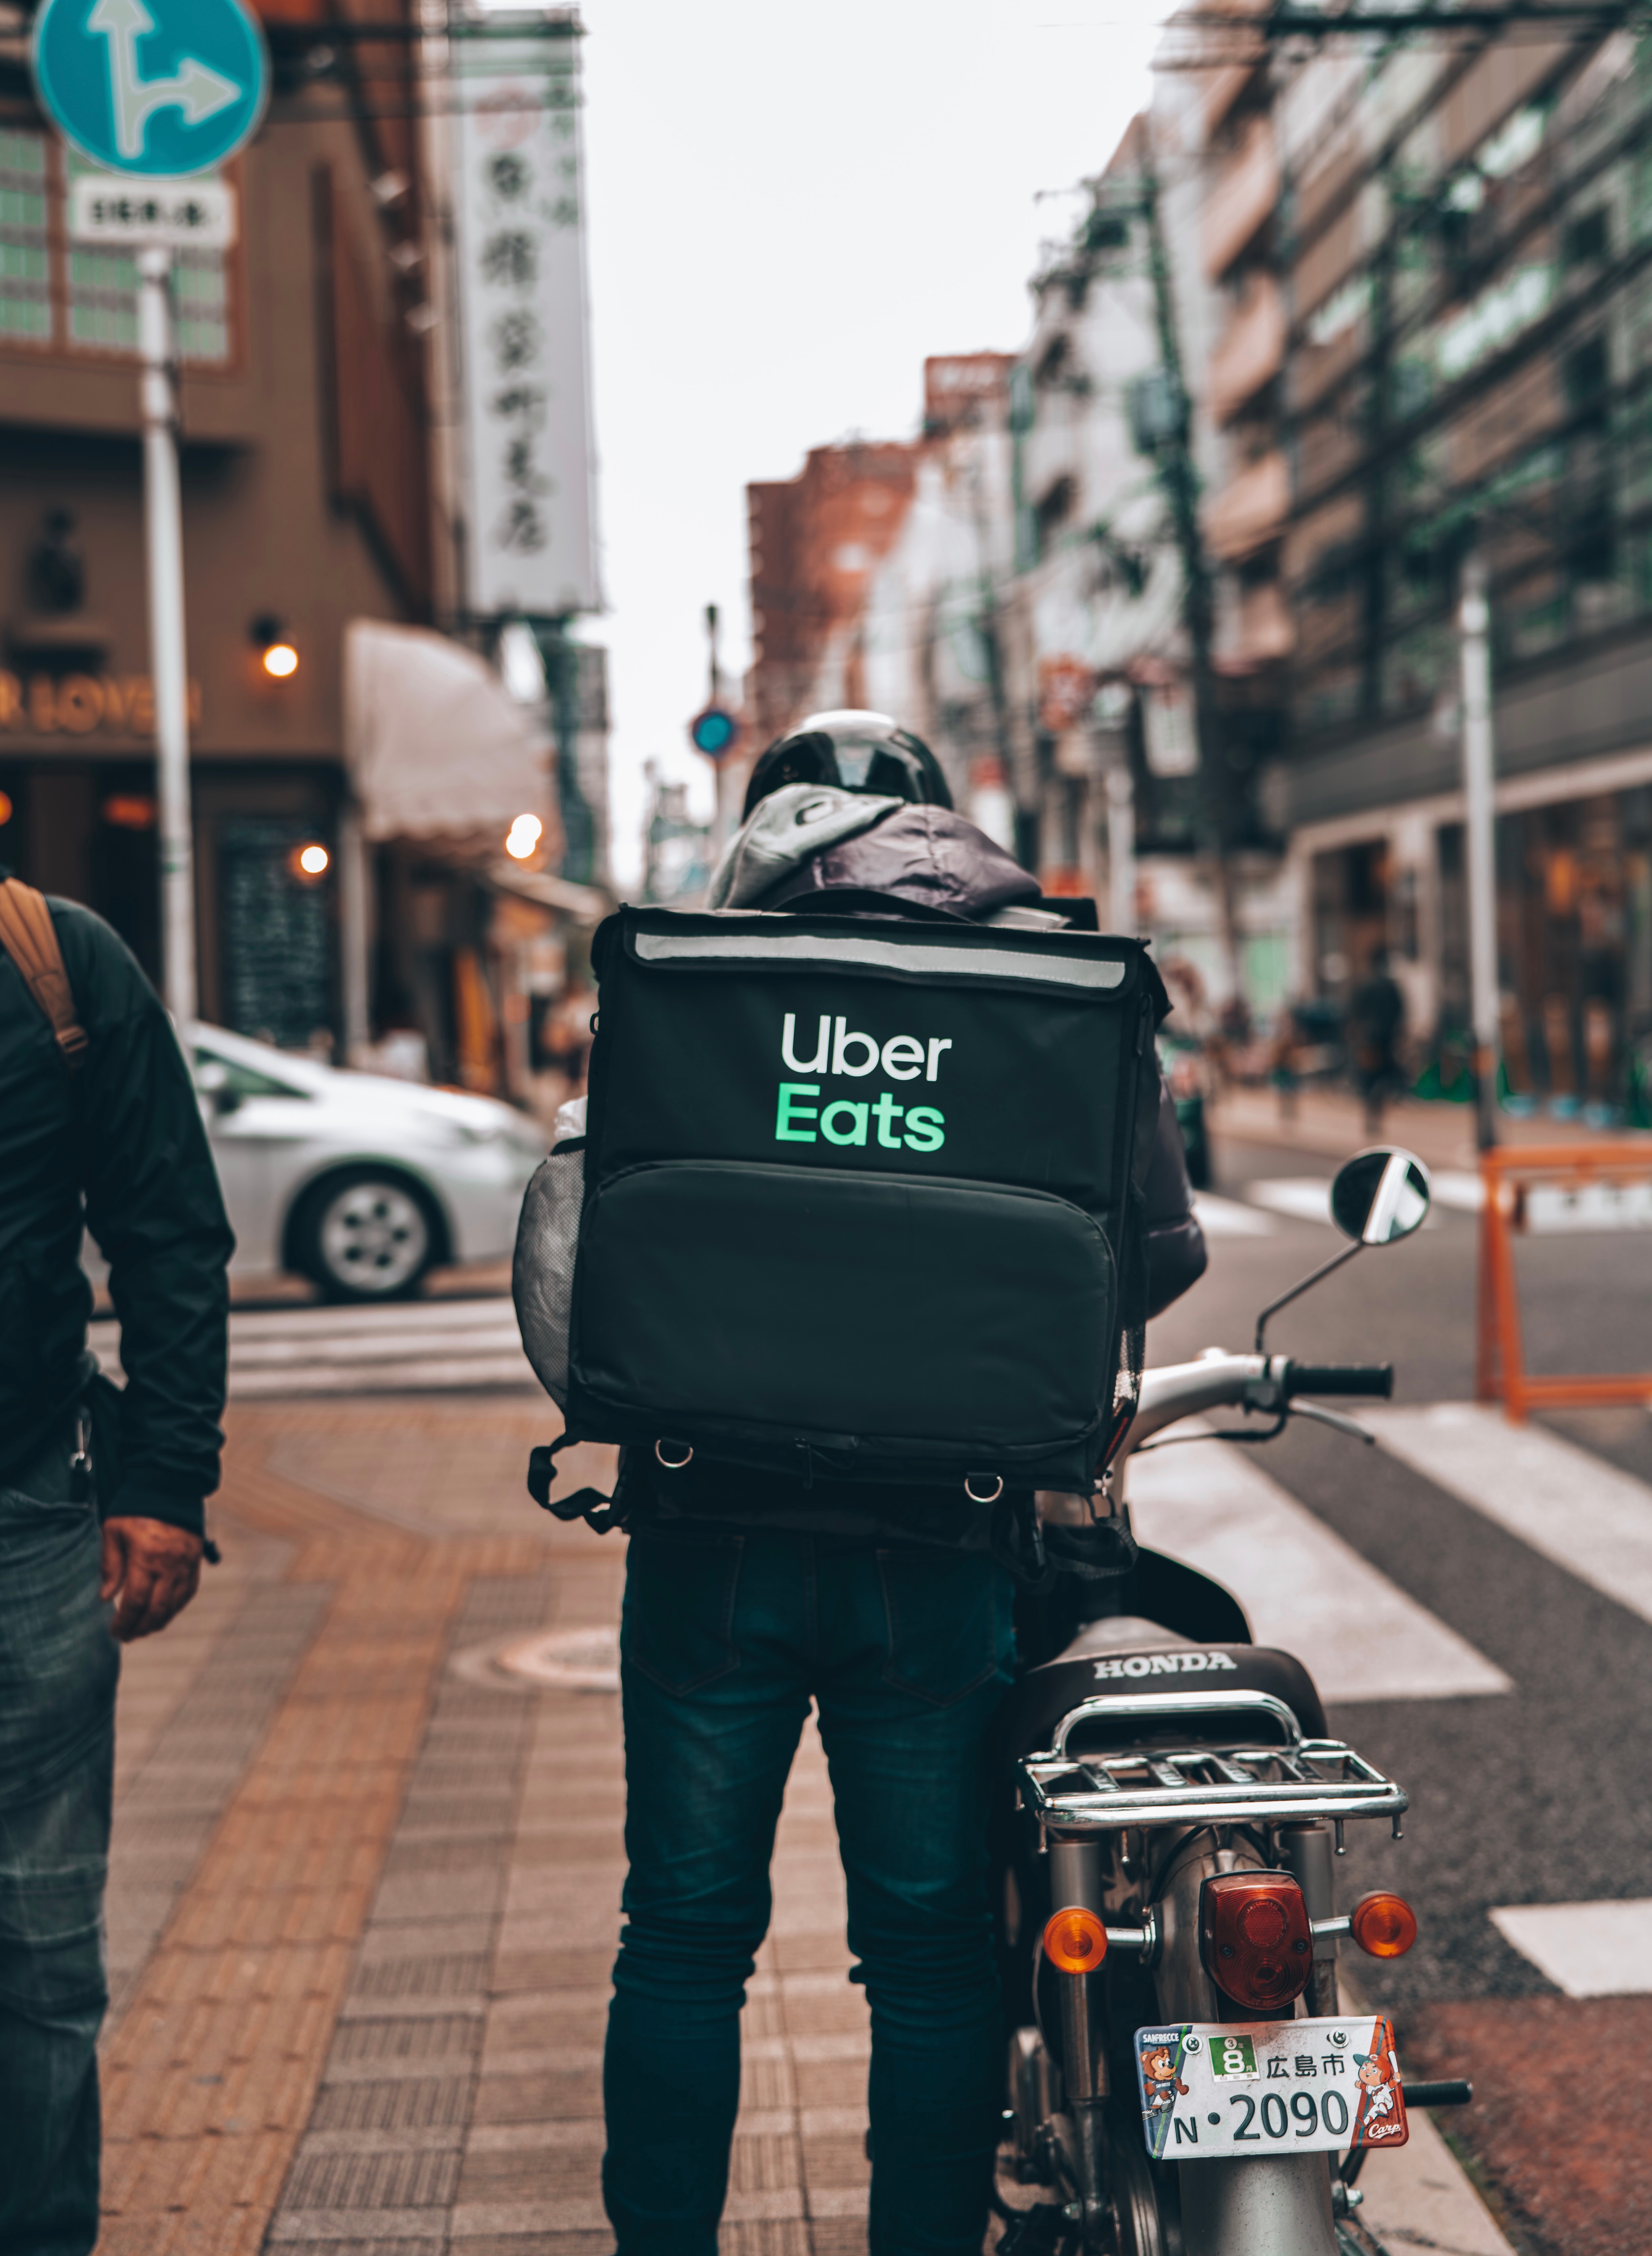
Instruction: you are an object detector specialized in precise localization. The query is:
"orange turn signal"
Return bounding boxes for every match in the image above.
[1043,1906,1108,1974]
[1349,1890,1418,1959]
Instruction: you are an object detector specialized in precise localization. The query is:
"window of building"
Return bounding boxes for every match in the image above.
[1566,208,1610,265]
[1034,474,1076,558]
[1565,332,1610,423]
[0,130,232,365]
[0,128,50,342]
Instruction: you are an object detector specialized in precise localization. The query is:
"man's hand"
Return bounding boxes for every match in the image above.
[100,1518,204,1641]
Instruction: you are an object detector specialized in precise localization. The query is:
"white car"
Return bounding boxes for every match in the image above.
[187,1023,548,1302]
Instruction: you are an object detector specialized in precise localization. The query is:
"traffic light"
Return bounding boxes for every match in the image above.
[690,707,740,759]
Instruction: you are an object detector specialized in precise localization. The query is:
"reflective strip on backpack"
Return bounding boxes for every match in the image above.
[633,929,1127,990]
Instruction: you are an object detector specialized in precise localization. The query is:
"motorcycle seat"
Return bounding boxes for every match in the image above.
[1001,1629,1328,1760]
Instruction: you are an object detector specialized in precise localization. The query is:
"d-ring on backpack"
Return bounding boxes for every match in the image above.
[516,903,1169,1525]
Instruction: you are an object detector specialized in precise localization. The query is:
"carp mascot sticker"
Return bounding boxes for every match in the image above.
[1351,2024,1409,2148]
[1134,2028,1192,2160]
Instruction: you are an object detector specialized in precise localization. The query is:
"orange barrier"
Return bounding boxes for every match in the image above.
[1476,1141,1652,1420]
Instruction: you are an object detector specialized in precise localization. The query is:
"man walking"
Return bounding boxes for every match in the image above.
[1349,948,1407,1137]
[0,874,233,2256]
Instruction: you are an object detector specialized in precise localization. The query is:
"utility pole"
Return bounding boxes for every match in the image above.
[1106,763,1136,939]
[1138,135,1244,1000]
[1458,550,1500,1150]
[139,247,197,1027]
[704,602,736,853]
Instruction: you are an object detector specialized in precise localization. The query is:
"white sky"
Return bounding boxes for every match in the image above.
[575,2,1159,889]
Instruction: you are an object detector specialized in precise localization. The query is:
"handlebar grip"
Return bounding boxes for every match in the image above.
[1401,2080,1472,2110]
[1286,1363,1395,1399]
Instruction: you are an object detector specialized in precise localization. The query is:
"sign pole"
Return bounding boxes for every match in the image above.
[31,0,269,1030]
[138,244,196,1026]
[688,601,743,856]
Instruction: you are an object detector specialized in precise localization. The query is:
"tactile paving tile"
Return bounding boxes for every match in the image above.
[262,1574,557,2248]
[104,1579,328,2019]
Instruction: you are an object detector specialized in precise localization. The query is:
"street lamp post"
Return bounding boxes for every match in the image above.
[1458,550,1499,1151]
[138,245,197,1027]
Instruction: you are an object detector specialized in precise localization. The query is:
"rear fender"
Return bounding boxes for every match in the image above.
[1152,1842,1338,2256]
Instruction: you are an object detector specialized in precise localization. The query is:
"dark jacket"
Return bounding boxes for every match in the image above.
[0,892,233,1534]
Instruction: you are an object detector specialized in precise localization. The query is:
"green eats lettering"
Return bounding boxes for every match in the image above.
[774,1012,948,1151]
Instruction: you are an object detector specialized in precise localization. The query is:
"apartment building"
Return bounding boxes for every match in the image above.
[1265,24,1652,1112]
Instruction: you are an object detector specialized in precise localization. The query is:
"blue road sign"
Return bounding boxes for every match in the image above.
[32,0,268,179]
[690,706,741,760]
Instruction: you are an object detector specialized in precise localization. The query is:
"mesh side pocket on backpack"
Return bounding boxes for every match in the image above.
[513,1132,586,1410]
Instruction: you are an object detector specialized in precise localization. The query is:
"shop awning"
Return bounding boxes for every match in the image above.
[487,860,613,923]
[344,618,554,844]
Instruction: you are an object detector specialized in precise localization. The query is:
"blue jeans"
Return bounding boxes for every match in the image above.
[603,1525,1015,2256]
[0,1432,119,2256]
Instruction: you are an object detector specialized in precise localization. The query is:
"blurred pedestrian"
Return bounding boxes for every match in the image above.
[0,873,233,2256]
[1349,948,1407,1136]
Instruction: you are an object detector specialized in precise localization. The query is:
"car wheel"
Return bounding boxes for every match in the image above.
[293,1169,439,1302]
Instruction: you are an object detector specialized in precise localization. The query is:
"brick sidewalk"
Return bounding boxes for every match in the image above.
[97,1395,1509,2256]
[96,1398,882,2256]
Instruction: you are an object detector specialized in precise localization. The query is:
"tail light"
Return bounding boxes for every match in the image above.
[1200,1873,1312,2014]
[1350,1890,1418,1959]
[1043,1906,1108,1974]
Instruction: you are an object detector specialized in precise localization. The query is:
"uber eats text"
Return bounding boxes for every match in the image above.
[776,1012,947,1151]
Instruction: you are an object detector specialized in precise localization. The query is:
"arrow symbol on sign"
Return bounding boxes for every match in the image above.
[87,0,240,161]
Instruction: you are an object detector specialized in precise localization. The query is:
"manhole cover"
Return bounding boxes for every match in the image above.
[495,1626,620,1691]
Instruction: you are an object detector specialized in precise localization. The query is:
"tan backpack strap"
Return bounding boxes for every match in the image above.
[0,877,89,1072]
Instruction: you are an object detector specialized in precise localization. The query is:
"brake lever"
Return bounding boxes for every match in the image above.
[1135,1411,1287,1452]
[1288,1399,1376,1444]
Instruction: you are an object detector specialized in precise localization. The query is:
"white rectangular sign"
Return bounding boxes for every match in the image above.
[451,26,600,618]
[70,175,237,250]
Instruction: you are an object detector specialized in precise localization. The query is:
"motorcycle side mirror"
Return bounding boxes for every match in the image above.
[1330,1147,1431,1246]
[1255,1146,1431,1353]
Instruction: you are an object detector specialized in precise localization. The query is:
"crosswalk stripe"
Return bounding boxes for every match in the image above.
[1366,1401,1652,1632]
[1245,1178,1333,1224]
[1237,1174,1480,1228]
[1124,1427,1511,1703]
[228,1354,537,1397]
[228,1324,525,1367]
[1428,1170,1485,1211]
[1191,1193,1276,1237]
[88,1298,540,1399]
[1489,1900,1652,1997]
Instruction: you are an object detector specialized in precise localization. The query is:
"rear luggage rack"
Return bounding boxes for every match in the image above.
[1018,1691,1407,1835]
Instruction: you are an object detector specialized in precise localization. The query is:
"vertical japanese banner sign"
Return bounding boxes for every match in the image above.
[452,22,599,617]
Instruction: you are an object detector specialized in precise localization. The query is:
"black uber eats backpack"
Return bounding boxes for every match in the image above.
[521,902,1167,1516]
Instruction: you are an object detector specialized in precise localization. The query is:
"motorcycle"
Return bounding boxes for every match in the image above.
[994,1146,1472,2256]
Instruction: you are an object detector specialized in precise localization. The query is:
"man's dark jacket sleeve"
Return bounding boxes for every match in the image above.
[0,896,234,1535]
[70,910,234,1532]
[1143,1070,1207,1319]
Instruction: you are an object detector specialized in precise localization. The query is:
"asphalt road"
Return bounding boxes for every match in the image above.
[1148,1128,1652,2255]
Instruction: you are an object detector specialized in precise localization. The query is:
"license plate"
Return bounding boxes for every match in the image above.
[1134,2016,1408,2162]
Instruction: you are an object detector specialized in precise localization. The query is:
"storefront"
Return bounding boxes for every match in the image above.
[1292,749,1652,1121]
[0,748,344,1043]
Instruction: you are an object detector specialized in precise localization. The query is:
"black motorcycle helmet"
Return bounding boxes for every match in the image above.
[741,709,954,821]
